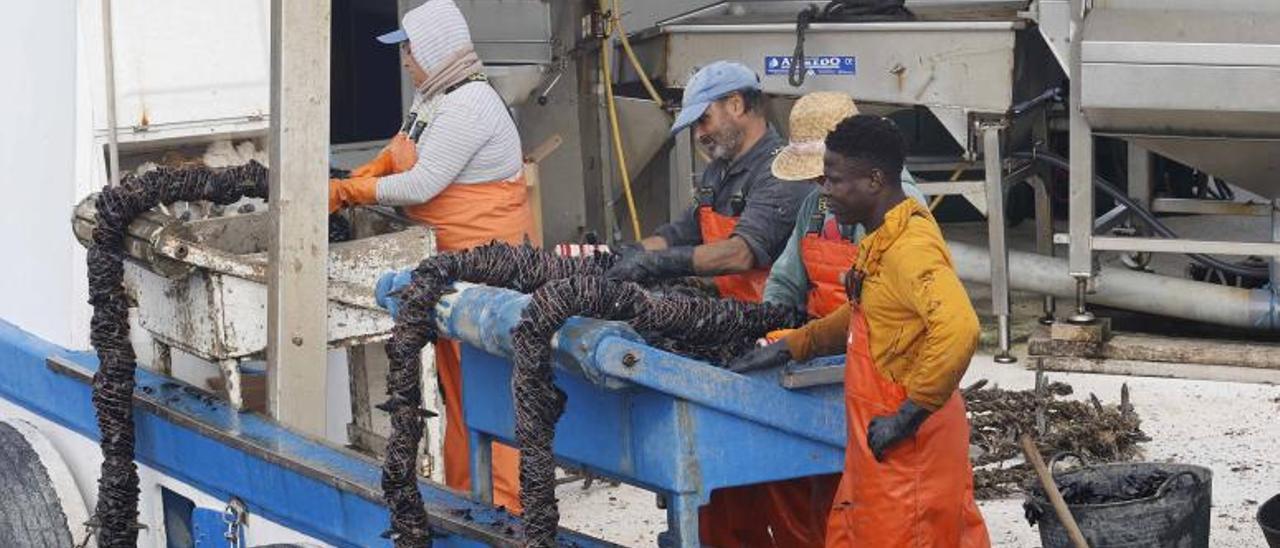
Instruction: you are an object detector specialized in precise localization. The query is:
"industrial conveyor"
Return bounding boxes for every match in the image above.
[435,282,847,547]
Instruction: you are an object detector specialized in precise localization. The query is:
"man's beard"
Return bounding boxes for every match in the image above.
[699,124,745,161]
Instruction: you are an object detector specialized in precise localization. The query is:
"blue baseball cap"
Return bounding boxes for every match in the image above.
[376,29,409,45]
[670,61,761,136]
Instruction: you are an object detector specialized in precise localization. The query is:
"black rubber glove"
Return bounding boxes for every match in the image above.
[866,399,933,461]
[726,340,792,373]
[605,246,695,283]
[611,241,646,261]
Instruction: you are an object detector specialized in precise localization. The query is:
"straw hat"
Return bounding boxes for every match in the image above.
[771,92,859,181]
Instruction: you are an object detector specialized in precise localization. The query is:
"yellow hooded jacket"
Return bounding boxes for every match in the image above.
[783,198,979,410]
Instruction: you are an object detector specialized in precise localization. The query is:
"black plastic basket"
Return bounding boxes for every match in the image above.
[1260,493,1280,548]
[1025,454,1212,548]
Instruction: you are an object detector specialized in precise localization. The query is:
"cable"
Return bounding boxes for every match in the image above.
[1011,150,1269,279]
[789,1,912,87]
[789,5,818,87]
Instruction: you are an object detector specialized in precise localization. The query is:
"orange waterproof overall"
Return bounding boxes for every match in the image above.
[739,215,865,547]
[407,174,538,513]
[763,209,859,344]
[696,206,770,302]
[696,206,836,547]
[799,208,860,319]
[826,279,988,547]
[347,128,536,511]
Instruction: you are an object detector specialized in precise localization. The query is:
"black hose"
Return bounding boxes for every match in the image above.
[1008,85,1064,119]
[1011,150,1269,280]
[1214,177,1236,202]
[788,6,818,87]
[789,0,912,87]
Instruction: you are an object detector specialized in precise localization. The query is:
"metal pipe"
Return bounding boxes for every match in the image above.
[662,22,1022,33]
[1272,200,1280,291]
[101,0,121,186]
[947,240,1279,330]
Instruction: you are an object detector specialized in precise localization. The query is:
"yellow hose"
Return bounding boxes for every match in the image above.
[600,0,643,240]
[928,166,968,211]
[611,0,712,164]
[612,0,665,111]
[928,194,945,211]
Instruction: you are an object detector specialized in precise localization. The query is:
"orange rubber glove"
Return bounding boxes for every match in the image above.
[328,176,379,213]
[351,133,418,178]
[762,328,796,345]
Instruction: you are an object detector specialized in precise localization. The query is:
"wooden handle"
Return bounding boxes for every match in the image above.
[525,134,563,164]
[1020,433,1090,548]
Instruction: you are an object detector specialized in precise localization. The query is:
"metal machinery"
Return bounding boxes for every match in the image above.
[461,0,554,105]
[70,201,435,411]
[436,282,845,547]
[604,0,1069,361]
[575,0,1280,346]
[43,0,1280,543]
[1067,0,1280,326]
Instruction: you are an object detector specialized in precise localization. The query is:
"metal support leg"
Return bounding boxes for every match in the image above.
[151,339,172,375]
[1067,0,1096,324]
[1069,277,1095,324]
[219,359,244,411]
[982,123,1016,364]
[1123,143,1155,269]
[1127,143,1153,211]
[1030,176,1056,324]
[420,345,445,483]
[346,344,393,457]
[469,429,493,504]
[347,345,373,451]
[664,492,700,548]
[1033,357,1047,435]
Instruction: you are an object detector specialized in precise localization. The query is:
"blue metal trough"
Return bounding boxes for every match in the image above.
[435,283,848,547]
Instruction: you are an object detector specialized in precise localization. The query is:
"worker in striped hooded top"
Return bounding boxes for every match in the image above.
[334,0,534,513]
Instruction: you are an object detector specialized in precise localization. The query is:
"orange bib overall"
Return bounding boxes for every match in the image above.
[825,290,988,547]
[696,205,838,547]
[406,174,538,513]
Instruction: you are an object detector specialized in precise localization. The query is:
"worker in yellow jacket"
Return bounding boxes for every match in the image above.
[731,114,990,547]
